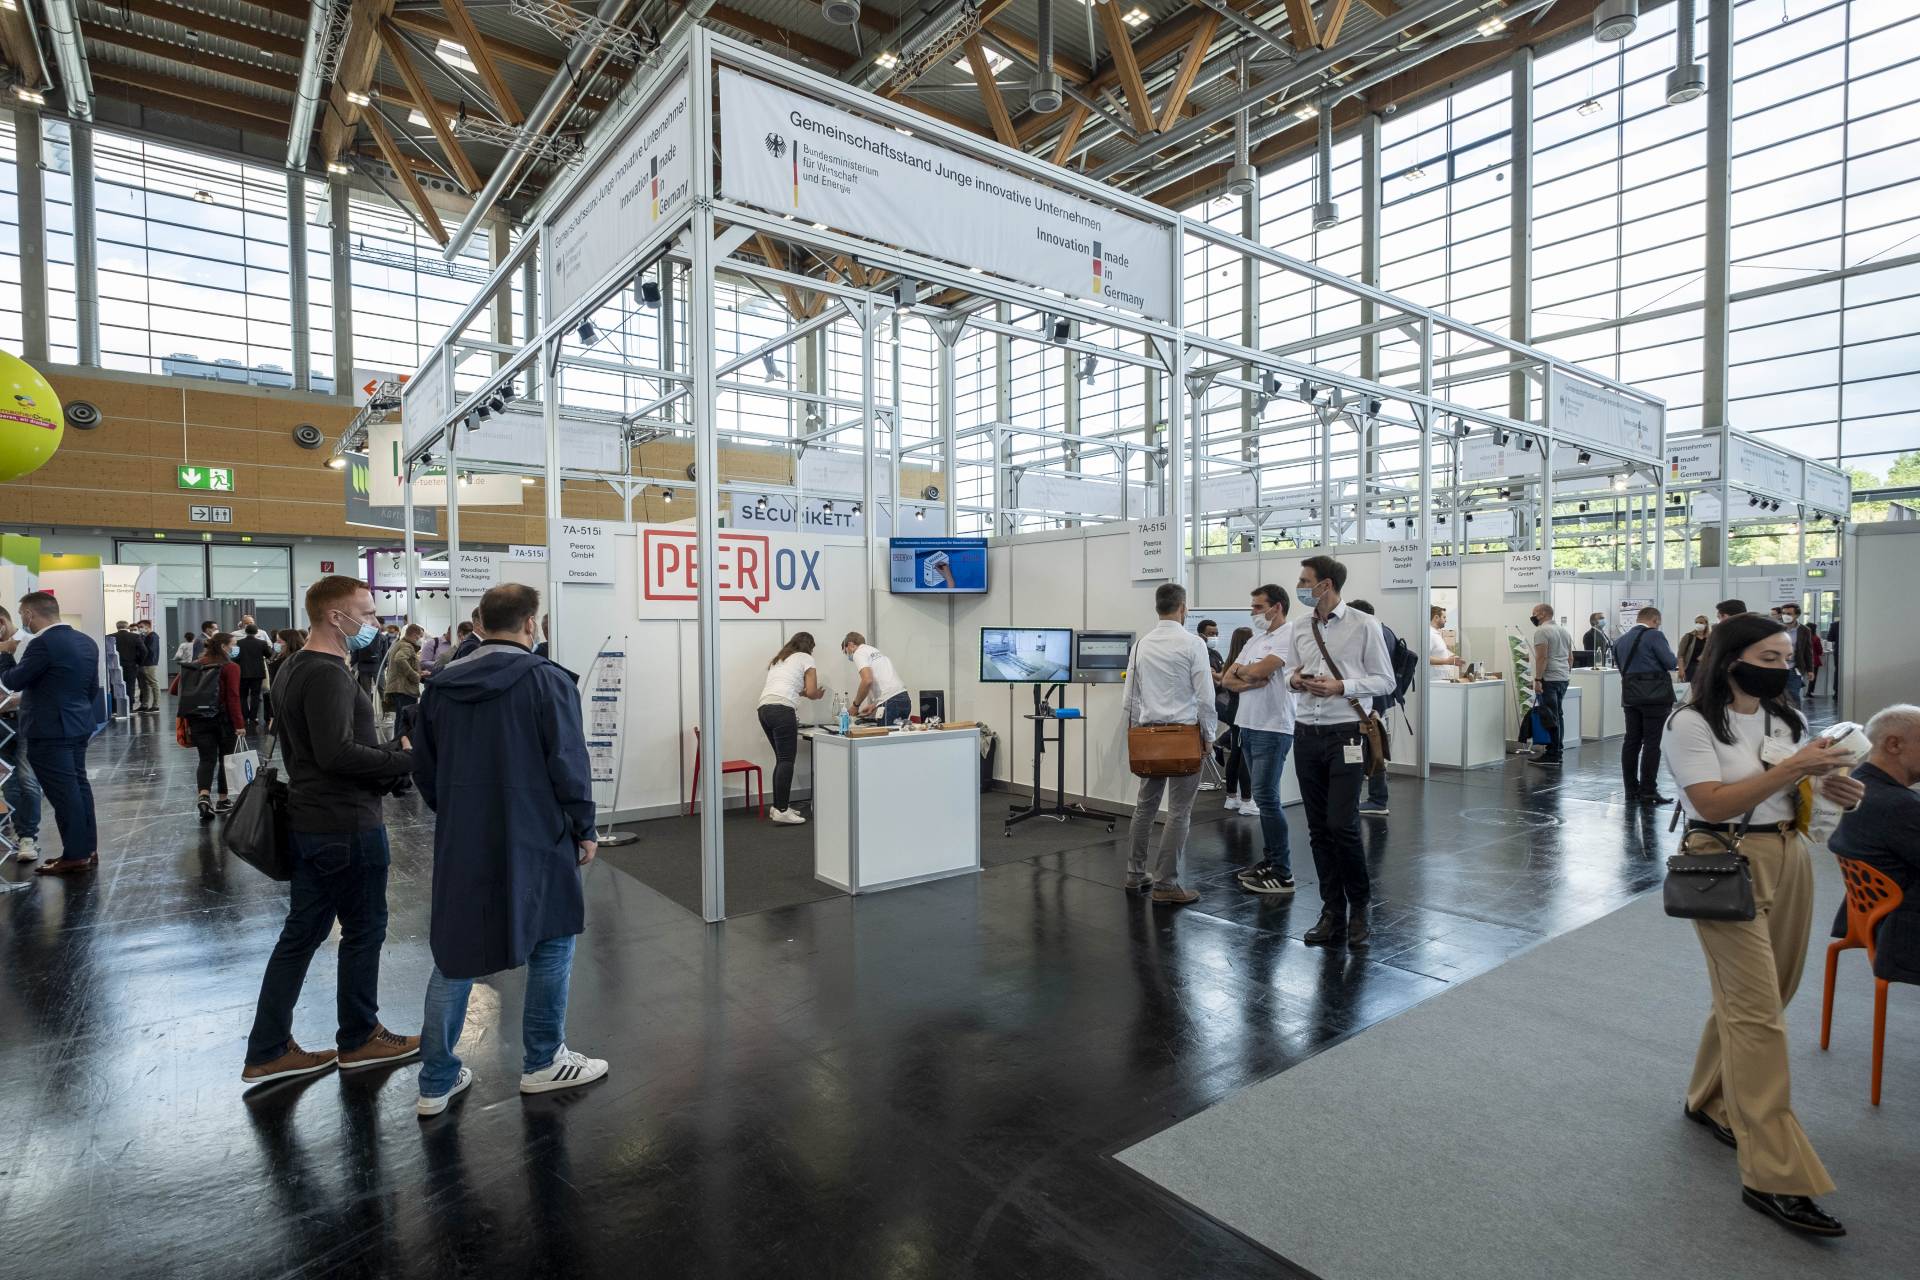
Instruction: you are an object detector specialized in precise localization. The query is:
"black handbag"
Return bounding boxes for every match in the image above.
[1620,628,1676,708]
[225,731,292,881]
[1663,825,1756,922]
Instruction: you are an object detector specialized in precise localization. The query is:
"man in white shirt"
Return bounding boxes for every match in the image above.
[1222,583,1297,897]
[1429,605,1464,678]
[1122,583,1217,906]
[1285,555,1396,946]
[840,632,910,724]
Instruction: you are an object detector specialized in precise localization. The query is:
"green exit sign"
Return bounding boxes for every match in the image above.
[177,465,235,492]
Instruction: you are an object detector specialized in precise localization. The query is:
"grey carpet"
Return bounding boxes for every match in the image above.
[1118,853,1919,1280]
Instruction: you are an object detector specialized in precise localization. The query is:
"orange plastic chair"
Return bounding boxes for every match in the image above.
[1822,856,1905,1105]
[686,727,765,819]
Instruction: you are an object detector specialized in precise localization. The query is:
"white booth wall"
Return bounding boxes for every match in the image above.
[1840,522,1917,726]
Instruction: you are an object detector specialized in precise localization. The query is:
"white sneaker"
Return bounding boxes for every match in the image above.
[1223,795,1242,813]
[769,807,807,826]
[520,1046,607,1095]
[13,836,38,860]
[416,1066,473,1117]
[1241,805,1261,819]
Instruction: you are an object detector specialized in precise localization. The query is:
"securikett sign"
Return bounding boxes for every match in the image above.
[637,526,827,620]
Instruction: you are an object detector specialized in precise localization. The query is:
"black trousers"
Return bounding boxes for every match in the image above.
[1223,725,1252,799]
[189,720,237,794]
[1538,679,1569,759]
[239,677,264,724]
[757,703,800,810]
[1294,724,1370,913]
[1621,703,1671,794]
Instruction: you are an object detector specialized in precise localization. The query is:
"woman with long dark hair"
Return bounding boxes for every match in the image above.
[756,631,823,825]
[1665,612,1864,1238]
[170,630,245,821]
[1219,625,1256,814]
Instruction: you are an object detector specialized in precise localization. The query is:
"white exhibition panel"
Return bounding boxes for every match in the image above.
[1571,669,1624,741]
[813,730,981,893]
[1429,680,1507,769]
[1840,522,1918,727]
[716,69,1176,323]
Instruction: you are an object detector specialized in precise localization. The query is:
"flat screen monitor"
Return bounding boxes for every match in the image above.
[889,537,988,594]
[980,627,1073,684]
[1073,631,1134,683]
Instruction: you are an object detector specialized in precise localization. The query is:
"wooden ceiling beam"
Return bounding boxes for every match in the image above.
[1157,12,1219,132]
[110,0,304,59]
[878,0,1017,99]
[1319,0,1357,46]
[322,0,398,164]
[442,0,524,126]
[1280,0,1319,50]
[964,36,1020,148]
[1051,101,1090,167]
[0,2,48,88]
[752,234,813,320]
[1095,2,1156,134]
[983,20,1093,85]
[362,106,448,244]
[389,11,561,78]
[376,20,482,191]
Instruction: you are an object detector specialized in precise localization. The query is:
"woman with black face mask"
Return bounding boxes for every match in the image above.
[1663,612,1865,1239]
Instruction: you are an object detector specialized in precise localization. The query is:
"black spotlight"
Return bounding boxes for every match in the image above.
[1048,316,1072,343]
[1455,417,1471,437]
[1578,501,1589,512]
[1519,435,1535,452]
[1364,397,1383,417]
[486,393,506,415]
[1749,494,1759,507]
[1577,450,1592,464]
[1493,428,1510,447]
[475,402,492,420]
[638,279,662,308]
[577,321,597,345]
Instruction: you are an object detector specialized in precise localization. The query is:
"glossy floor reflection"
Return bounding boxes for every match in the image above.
[0,711,1775,1278]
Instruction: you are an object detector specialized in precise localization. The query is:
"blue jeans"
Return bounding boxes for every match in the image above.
[878,692,913,725]
[245,827,392,1065]
[418,933,577,1098]
[1241,728,1294,876]
[2,727,39,839]
[27,735,94,861]
[1538,680,1569,758]
[1786,669,1806,706]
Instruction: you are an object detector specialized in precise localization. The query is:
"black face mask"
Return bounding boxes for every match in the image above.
[1527,615,1542,628]
[1730,661,1790,700]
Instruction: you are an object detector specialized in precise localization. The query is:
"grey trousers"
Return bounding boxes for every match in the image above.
[1128,770,1204,887]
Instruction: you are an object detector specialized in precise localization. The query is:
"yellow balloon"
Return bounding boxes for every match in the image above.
[0,350,64,484]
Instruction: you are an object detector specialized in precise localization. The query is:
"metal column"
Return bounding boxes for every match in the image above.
[329,178,355,393]
[287,171,310,389]
[1702,0,1734,431]
[71,122,99,365]
[1241,166,1263,553]
[15,108,47,364]
[860,298,878,630]
[1509,47,1534,422]
[1416,316,1434,779]
[937,321,959,531]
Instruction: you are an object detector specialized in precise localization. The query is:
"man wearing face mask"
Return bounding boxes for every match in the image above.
[1827,704,1920,992]
[1778,604,1814,706]
[1528,603,1574,766]
[1223,585,1297,897]
[0,592,102,875]
[1679,614,1711,686]
[1582,612,1611,664]
[242,575,420,1086]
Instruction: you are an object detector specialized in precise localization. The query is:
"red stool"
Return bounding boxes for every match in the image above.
[687,727,765,819]
[1822,856,1905,1105]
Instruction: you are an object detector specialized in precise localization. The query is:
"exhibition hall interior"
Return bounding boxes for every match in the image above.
[3,1,1919,1276]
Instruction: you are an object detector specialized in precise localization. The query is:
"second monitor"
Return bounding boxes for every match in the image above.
[980,627,1072,683]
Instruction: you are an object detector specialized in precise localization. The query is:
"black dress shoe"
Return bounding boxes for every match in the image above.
[1642,793,1674,805]
[1347,906,1372,948]
[1684,1103,1737,1149]
[1303,913,1346,946]
[1741,1188,1844,1237]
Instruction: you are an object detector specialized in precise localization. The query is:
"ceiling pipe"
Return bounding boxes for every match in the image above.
[37,0,93,120]
[1029,0,1061,114]
[1138,0,1562,199]
[1225,51,1254,196]
[1310,98,1336,227]
[443,0,655,260]
[847,0,977,92]
[1665,0,1704,103]
[1088,0,1486,182]
[286,1,337,170]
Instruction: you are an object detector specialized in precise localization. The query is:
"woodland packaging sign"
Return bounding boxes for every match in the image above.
[717,69,1174,322]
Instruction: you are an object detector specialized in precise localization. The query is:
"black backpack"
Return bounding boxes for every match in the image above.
[1382,625,1419,709]
[176,664,224,720]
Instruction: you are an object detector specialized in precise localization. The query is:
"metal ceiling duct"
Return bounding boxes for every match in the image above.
[1028,0,1062,115]
[1310,102,1337,229]
[821,0,863,26]
[1594,0,1639,42]
[1666,0,1705,103]
[849,0,978,91]
[286,1,339,170]
[1225,54,1253,196]
[37,0,94,121]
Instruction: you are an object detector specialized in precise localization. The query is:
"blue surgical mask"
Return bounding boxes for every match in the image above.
[338,615,379,652]
[1296,586,1319,608]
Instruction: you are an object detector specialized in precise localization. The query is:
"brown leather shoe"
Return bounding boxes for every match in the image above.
[242,1041,339,1085]
[1151,884,1200,905]
[338,1025,421,1071]
[34,854,98,876]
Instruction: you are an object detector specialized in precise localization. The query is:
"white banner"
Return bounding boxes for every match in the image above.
[507,544,547,562]
[1198,471,1258,512]
[1692,491,1723,524]
[1016,471,1150,518]
[729,492,946,535]
[1426,556,1461,585]
[1128,518,1173,581]
[1666,436,1719,484]
[369,552,450,591]
[401,349,447,453]
[1383,542,1422,590]
[450,405,628,474]
[1504,549,1547,595]
[1769,574,1802,606]
[547,71,693,320]
[637,525,828,620]
[550,518,616,584]
[1459,434,1584,482]
[1547,368,1662,459]
[1803,464,1849,513]
[455,551,496,594]
[718,69,1175,322]
[366,423,524,507]
[1728,434,1800,497]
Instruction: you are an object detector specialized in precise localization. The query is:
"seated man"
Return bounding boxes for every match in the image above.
[1828,704,1920,986]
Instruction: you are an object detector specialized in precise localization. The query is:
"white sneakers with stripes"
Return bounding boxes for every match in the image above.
[519,1045,609,1095]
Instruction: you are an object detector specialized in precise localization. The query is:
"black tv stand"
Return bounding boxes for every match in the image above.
[1004,683,1125,836]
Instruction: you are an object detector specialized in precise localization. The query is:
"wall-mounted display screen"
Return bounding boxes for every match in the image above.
[1073,631,1134,684]
[889,537,988,594]
[980,627,1072,684]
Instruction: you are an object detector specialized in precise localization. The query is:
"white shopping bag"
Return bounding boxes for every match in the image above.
[222,748,261,796]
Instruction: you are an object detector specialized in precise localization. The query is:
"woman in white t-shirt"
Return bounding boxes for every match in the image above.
[757,632,823,825]
[1664,612,1864,1239]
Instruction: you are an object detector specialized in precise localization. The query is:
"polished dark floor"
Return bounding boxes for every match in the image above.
[0,710,1757,1279]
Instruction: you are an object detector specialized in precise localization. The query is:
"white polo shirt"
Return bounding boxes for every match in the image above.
[1232,622,1296,735]
[850,644,906,705]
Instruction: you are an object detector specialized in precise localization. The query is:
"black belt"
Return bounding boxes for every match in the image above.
[1295,721,1362,736]
[1685,820,1794,835]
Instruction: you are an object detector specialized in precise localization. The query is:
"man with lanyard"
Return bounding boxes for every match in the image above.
[1614,605,1678,807]
[1283,556,1396,946]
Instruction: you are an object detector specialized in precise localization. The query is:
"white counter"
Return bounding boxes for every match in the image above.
[1429,679,1509,769]
[812,727,981,895]
[1571,668,1624,741]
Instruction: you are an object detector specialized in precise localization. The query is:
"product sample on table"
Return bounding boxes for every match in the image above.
[889,538,988,594]
[981,627,1072,683]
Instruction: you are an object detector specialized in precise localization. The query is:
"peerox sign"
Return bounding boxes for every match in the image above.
[637,526,826,620]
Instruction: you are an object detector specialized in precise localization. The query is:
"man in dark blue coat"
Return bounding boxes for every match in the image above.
[0,591,104,875]
[410,582,607,1117]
